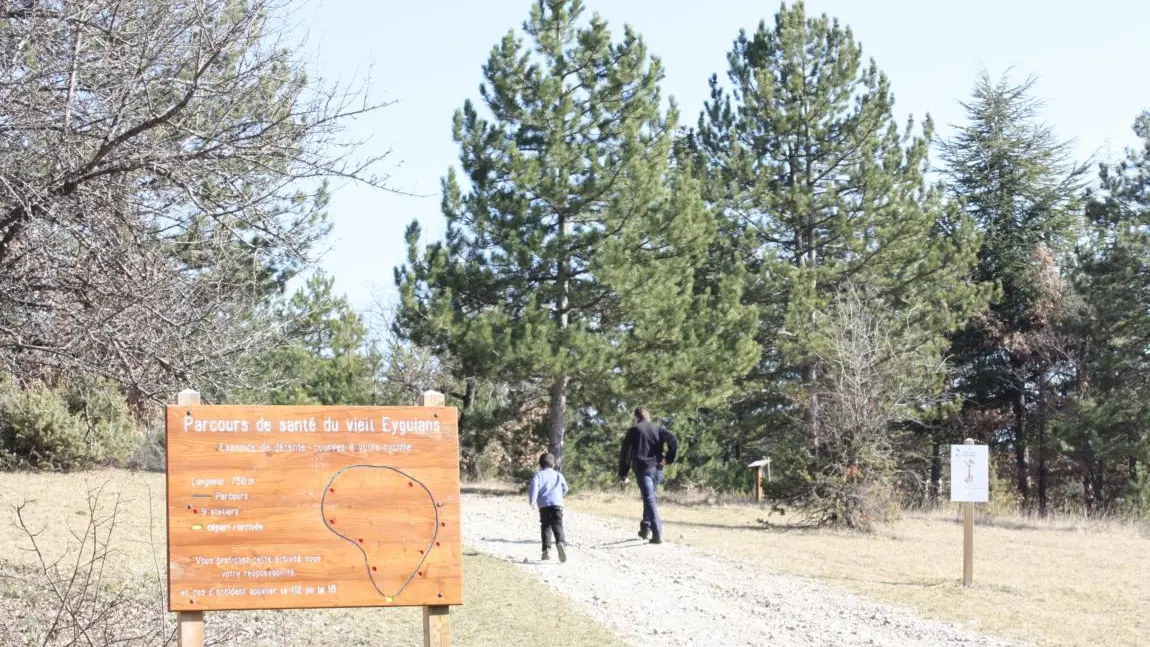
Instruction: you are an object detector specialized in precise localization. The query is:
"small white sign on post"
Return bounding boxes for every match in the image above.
[950,440,989,588]
[949,443,989,503]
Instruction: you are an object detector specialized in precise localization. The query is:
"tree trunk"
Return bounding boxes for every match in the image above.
[804,191,820,455]
[549,210,570,469]
[1037,386,1048,517]
[547,373,568,469]
[1083,462,1094,512]
[929,440,942,506]
[803,364,820,452]
[460,377,478,480]
[0,204,29,267]
[1012,387,1031,503]
[1091,459,1106,512]
[463,376,476,411]
[734,422,742,461]
[794,143,821,456]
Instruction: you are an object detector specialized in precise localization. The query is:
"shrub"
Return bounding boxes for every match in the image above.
[0,376,139,470]
[129,424,167,473]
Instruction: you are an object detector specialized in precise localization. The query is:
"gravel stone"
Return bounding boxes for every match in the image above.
[463,494,1026,647]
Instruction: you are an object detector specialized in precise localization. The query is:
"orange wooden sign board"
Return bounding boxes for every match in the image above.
[165,405,462,612]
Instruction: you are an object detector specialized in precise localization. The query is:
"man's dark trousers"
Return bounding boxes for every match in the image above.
[539,505,566,549]
[637,469,663,537]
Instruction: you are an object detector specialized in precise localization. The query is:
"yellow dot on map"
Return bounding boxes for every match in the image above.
[386,596,393,602]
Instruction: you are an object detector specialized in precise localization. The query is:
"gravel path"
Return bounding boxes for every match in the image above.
[463,495,1023,647]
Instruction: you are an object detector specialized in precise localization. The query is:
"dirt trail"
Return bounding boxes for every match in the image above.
[462,494,1022,647]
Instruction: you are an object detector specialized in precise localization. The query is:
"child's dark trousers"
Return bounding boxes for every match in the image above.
[538,505,566,549]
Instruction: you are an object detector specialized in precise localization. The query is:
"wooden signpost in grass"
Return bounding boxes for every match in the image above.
[747,457,771,503]
[950,438,989,588]
[168,389,461,647]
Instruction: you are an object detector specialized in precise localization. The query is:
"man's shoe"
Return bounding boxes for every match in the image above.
[638,527,650,540]
[541,549,551,561]
[557,542,567,563]
[649,535,662,544]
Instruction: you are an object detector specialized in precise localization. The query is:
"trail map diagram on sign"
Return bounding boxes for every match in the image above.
[320,465,440,601]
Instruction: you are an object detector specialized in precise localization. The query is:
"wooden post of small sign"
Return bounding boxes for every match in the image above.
[419,389,450,647]
[962,438,975,587]
[176,389,205,647]
[747,458,770,503]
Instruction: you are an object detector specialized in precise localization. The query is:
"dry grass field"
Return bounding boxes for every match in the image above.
[0,470,621,647]
[4,469,1145,647]
[569,488,1150,647]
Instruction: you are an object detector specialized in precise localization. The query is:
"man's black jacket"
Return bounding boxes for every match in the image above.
[618,420,679,479]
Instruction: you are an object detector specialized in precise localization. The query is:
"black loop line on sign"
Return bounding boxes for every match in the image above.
[320,465,440,601]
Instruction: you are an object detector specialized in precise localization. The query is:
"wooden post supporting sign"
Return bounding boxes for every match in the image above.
[418,390,450,647]
[175,389,205,647]
[424,604,450,647]
[166,389,461,647]
[747,458,771,503]
[963,490,974,586]
[950,437,989,588]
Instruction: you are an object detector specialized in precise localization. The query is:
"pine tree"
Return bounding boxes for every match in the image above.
[394,0,758,469]
[1072,111,1150,512]
[242,273,381,406]
[941,71,1088,507]
[694,2,985,463]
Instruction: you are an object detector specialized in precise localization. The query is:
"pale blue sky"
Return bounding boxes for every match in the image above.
[295,0,1150,314]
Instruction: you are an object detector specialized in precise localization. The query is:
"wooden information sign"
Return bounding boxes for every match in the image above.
[165,402,462,613]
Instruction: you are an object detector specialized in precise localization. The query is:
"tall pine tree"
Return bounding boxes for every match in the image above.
[395,0,757,469]
[1072,111,1150,511]
[941,71,1088,506]
[694,2,985,463]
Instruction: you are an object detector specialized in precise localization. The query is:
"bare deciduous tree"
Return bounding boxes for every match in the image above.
[806,281,950,531]
[0,0,394,402]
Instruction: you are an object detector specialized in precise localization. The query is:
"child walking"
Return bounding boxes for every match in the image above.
[528,452,569,562]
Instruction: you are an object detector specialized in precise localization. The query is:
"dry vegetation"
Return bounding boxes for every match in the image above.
[568,488,1149,647]
[6,469,1145,647]
[0,470,619,647]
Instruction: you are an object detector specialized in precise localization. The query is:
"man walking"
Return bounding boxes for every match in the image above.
[618,407,678,544]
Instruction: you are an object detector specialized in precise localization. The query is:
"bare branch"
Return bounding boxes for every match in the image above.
[0,0,398,400]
